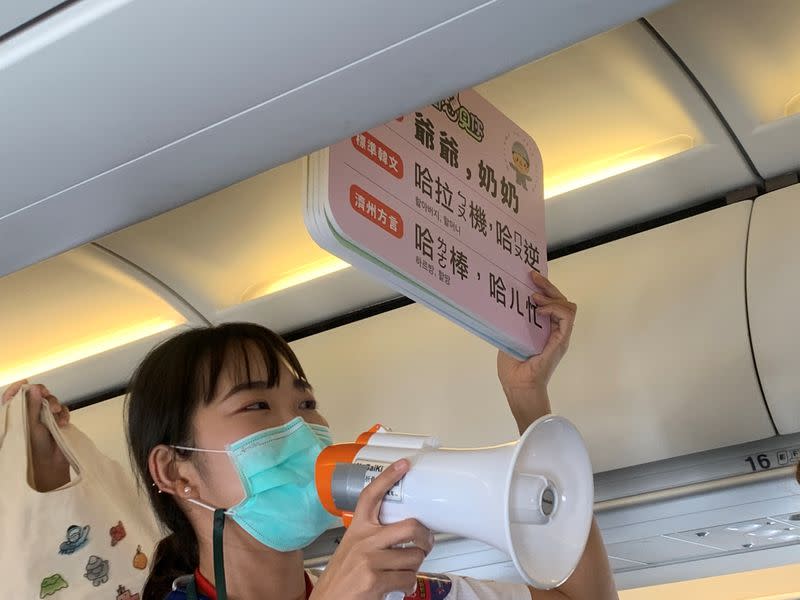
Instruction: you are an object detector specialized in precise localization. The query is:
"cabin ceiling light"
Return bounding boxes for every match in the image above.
[785,92,800,118]
[544,135,694,199]
[242,257,350,301]
[0,317,180,386]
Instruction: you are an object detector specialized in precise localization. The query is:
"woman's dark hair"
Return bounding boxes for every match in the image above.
[125,323,307,600]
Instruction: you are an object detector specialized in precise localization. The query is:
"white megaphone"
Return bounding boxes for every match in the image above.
[315,415,594,591]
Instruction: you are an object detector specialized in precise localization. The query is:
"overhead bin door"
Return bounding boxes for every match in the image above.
[547,201,773,471]
[746,184,800,434]
[291,202,774,472]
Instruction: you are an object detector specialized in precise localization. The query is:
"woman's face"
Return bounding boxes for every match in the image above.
[187,345,326,509]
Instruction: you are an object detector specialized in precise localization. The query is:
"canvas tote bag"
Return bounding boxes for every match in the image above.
[0,387,162,599]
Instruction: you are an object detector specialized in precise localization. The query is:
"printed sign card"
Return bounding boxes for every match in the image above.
[305,89,548,359]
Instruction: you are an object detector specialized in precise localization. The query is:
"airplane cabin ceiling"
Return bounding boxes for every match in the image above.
[0,0,675,278]
[1,0,798,412]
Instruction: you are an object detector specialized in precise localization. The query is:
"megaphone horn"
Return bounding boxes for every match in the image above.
[315,415,594,590]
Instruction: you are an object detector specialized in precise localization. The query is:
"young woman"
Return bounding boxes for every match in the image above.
[6,273,617,600]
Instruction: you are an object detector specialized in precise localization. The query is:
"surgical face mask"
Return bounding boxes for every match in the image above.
[173,417,338,552]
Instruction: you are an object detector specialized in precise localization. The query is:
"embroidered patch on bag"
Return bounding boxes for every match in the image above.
[133,545,148,570]
[116,585,141,600]
[58,524,90,555]
[405,574,452,599]
[39,574,68,598]
[84,555,110,587]
[109,521,126,546]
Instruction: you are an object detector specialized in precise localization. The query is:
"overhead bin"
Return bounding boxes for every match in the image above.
[3,179,776,451]
[290,204,773,472]
[0,244,199,402]
[649,0,800,179]
[546,201,773,470]
[38,199,777,465]
[477,21,756,249]
[747,183,800,435]
[0,0,674,278]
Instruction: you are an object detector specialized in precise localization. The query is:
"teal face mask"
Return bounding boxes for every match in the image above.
[173,417,338,552]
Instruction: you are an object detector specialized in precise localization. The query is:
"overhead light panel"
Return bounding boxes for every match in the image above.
[0,317,180,387]
[543,135,694,199]
[785,93,800,118]
[242,257,350,301]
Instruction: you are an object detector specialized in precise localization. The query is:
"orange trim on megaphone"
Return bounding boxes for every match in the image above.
[355,424,383,445]
[315,442,362,519]
[316,425,384,527]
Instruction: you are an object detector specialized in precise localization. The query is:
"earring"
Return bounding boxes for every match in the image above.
[184,486,192,495]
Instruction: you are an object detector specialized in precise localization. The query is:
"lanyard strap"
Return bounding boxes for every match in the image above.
[186,509,227,600]
[186,576,199,600]
[213,508,228,600]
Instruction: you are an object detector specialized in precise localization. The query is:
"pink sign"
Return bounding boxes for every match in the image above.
[326,89,549,356]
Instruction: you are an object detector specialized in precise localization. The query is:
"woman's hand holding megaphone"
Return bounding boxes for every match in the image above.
[311,459,434,600]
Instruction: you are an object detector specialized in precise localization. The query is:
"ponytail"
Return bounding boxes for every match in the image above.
[142,532,198,600]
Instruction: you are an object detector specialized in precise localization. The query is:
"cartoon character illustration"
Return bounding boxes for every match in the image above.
[509,141,533,190]
[133,545,148,570]
[58,524,90,555]
[109,521,126,546]
[84,555,110,587]
[39,574,68,598]
[116,585,141,600]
